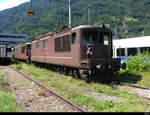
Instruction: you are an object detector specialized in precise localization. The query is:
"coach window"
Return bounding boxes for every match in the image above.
[140,47,150,53]
[72,33,76,44]
[43,40,48,49]
[117,48,125,56]
[36,42,40,49]
[128,48,137,56]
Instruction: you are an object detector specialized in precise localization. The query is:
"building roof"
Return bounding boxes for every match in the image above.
[113,36,150,48]
[0,33,27,47]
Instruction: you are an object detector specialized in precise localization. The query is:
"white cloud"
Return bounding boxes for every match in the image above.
[0,0,30,11]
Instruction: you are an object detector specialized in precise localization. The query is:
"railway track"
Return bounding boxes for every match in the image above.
[112,82,150,90]
[9,66,87,112]
[112,82,150,100]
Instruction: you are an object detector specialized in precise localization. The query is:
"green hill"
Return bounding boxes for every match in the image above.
[0,0,150,41]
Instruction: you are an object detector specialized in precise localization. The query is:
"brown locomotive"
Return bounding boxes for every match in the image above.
[13,43,31,63]
[13,25,121,82]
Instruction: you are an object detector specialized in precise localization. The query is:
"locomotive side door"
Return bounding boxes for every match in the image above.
[71,30,81,67]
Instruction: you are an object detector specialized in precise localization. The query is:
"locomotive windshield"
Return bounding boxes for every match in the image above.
[82,30,111,45]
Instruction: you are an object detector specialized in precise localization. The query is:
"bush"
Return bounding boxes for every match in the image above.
[11,59,19,64]
[16,63,23,70]
[124,52,150,73]
[0,91,19,112]
[11,60,23,70]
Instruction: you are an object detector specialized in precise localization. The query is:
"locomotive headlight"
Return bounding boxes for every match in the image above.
[96,65,101,69]
[87,45,93,58]
[88,46,92,51]
[89,51,93,55]
[108,65,111,69]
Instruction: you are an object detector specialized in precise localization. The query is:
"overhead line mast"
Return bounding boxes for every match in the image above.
[69,0,72,28]
[88,8,91,25]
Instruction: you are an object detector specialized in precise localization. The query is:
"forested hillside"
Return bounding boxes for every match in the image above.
[0,0,150,41]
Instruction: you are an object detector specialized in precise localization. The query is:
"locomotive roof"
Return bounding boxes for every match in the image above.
[16,42,30,47]
[72,25,110,30]
[33,25,111,41]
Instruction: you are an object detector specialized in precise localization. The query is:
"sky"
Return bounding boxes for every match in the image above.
[0,0,30,11]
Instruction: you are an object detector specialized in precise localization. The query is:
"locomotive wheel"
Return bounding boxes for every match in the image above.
[68,69,73,76]
[59,67,64,74]
[63,67,69,75]
[73,69,80,78]
[79,69,91,82]
[56,67,60,73]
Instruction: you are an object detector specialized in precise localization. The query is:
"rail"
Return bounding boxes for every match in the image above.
[9,66,87,112]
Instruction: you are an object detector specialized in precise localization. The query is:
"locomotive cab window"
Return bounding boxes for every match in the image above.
[104,33,110,45]
[27,44,31,52]
[72,33,76,44]
[82,30,110,45]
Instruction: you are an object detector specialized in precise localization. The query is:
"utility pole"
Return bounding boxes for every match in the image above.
[115,26,117,37]
[142,30,144,36]
[69,0,72,28]
[88,8,91,25]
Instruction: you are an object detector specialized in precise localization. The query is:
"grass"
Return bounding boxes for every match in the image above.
[116,70,142,84]
[0,73,9,91]
[116,69,150,87]
[0,91,20,112]
[0,73,21,112]
[137,71,150,87]
[10,62,150,112]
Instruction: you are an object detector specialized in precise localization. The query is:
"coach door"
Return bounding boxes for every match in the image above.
[0,44,7,58]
